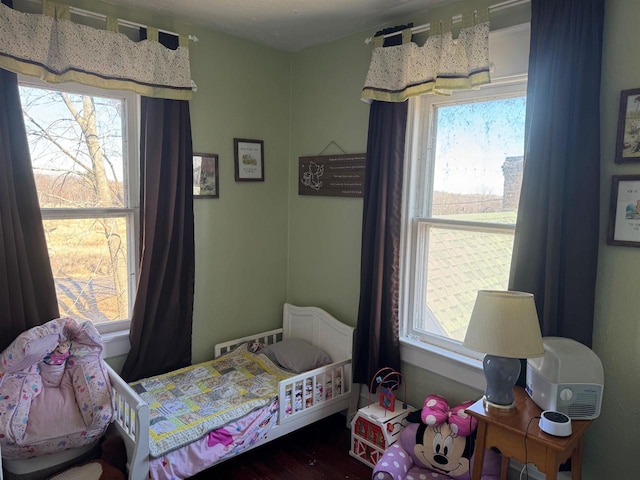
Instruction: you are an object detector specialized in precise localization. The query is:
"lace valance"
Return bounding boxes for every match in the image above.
[362,22,491,103]
[0,2,195,100]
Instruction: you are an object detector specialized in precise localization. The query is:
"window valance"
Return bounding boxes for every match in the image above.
[0,2,195,100]
[361,21,491,103]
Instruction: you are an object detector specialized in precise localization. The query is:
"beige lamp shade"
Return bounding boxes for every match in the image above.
[463,290,545,359]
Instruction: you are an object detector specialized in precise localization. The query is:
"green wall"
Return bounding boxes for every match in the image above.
[287,34,370,324]
[187,29,291,363]
[590,0,640,477]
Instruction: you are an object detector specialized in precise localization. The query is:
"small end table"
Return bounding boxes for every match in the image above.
[466,387,592,480]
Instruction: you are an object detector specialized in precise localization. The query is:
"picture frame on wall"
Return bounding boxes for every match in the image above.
[234,138,264,181]
[193,153,219,198]
[615,88,640,163]
[607,174,640,247]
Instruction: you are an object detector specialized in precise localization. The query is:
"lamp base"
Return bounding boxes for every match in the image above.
[482,354,521,411]
[482,396,516,412]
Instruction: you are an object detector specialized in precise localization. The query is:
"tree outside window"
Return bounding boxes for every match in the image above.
[19,82,138,324]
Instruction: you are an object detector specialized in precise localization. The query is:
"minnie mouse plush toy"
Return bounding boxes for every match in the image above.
[372,394,502,480]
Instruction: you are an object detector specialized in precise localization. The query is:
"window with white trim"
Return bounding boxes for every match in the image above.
[18,79,139,334]
[401,78,527,360]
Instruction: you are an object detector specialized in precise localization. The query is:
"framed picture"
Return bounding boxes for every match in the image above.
[607,175,640,247]
[193,153,219,198]
[234,138,264,181]
[615,88,640,163]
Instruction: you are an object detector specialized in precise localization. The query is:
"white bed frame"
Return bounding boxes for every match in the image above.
[106,304,356,480]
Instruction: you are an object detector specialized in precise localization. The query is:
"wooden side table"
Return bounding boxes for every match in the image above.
[466,387,592,480]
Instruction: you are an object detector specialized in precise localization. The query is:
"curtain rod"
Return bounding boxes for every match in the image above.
[364,0,530,44]
[22,0,198,42]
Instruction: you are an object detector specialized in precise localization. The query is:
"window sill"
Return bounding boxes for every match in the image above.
[101,329,130,359]
[400,336,485,391]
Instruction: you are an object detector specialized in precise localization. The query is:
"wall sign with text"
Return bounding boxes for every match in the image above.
[298,153,366,197]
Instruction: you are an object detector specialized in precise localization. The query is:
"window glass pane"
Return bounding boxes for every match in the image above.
[18,81,135,326]
[432,96,526,223]
[44,217,130,323]
[19,85,126,209]
[415,224,514,342]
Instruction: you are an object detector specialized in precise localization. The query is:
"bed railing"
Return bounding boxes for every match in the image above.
[106,363,150,480]
[278,358,352,424]
[215,328,283,356]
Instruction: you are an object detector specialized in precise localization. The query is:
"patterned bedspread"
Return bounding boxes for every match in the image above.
[130,344,292,457]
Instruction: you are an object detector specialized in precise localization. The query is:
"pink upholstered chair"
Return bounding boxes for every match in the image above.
[0,318,113,477]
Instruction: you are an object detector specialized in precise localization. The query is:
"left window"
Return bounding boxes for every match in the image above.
[18,79,139,330]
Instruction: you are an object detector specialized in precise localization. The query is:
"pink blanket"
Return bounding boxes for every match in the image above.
[149,400,278,480]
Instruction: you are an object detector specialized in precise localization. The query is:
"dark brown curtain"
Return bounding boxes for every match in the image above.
[509,0,604,353]
[353,27,410,388]
[0,0,59,353]
[120,96,195,382]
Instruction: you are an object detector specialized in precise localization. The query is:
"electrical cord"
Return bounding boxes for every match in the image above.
[519,415,541,480]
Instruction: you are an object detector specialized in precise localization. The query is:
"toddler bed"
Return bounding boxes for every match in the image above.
[105,303,355,480]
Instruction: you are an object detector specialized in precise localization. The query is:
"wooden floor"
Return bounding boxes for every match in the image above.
[189,413,373,479]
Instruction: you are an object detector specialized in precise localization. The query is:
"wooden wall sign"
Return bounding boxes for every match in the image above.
[298,153,366,197]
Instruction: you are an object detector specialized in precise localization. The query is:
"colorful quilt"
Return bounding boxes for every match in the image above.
[130,344,292,457]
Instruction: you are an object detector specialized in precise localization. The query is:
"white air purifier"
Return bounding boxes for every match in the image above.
[526,337,604,420]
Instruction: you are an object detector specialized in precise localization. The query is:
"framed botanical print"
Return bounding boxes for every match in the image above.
[615,88,640,163]
[234,138,264,181]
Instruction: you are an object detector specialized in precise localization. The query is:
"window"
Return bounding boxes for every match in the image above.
[18,79,139,331]
[401,79,527,359]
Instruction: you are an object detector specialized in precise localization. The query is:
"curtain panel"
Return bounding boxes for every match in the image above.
[120,96,195,382]
[509,0,604,352]
[0,0,58,354]
[361,21,491,103]
[353,26,409,388]
[0,2,194,100]
[0,66,60,352]
[0,0,60,351]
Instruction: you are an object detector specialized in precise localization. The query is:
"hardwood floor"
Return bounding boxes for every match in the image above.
[189,413,373,479]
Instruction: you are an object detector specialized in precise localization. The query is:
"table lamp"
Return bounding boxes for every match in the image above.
[463,290,544,411]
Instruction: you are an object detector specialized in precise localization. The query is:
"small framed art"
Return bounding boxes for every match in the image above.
[615,88,640,163]
[193,153,219,198]
[234,138,264,181]
[607,175,640,247]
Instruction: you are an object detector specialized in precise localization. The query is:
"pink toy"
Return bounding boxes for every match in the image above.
[372,394,501,480]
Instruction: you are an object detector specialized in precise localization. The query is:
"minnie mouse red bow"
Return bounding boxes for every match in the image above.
[420,394,478,437]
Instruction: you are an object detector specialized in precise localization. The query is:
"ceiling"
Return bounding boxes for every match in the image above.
[104,0,450,52]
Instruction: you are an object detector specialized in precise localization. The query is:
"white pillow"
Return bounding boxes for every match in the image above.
[261,339,332,373]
